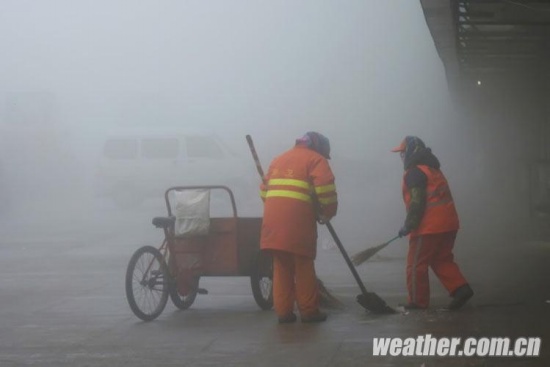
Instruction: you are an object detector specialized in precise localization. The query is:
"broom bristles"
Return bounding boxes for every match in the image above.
[317,278,345,309]
[351,243,386,266]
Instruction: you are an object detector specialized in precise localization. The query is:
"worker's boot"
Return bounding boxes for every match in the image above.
[301,311,328,323]
[448,284,474,310]
[278,313,297,324]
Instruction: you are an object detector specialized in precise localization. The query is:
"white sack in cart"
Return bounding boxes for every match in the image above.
[173,189,210,237]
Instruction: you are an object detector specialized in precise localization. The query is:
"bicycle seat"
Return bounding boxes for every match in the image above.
[152,216,175,229]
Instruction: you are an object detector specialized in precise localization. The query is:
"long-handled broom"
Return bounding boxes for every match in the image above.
[351,236,400,267]
[245,135,344,309]
[322,220,395,314]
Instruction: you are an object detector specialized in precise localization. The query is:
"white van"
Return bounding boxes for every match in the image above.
[95,132,256,208]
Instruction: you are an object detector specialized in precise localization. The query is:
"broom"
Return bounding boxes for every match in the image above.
[245,135,345,310]
[350,236,400,266]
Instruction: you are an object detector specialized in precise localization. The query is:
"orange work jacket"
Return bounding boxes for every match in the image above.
[260,145,338,259]
[402,165,459,236]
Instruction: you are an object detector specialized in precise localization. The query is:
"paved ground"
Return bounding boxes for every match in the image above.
[0,198,549,366]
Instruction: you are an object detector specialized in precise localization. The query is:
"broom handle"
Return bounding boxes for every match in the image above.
[387,235,401,245]
[377,235,400,252]
[325,221,370,295]
[246,135,266,184]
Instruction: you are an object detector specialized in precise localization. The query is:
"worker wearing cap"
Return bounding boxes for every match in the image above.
[260,132,338,323]
[392,136,473,310]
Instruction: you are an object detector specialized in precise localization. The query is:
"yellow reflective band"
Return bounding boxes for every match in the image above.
[268,178,311,189]
[260,190,267,198]
[318,196,337,205]
[315,184,336,194]
[265,190,312,202]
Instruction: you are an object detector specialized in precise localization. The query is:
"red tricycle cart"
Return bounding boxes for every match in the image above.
[125,186,273,321]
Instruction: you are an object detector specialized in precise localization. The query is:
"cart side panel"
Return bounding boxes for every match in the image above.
[171,218,239,277]
[236,217,262,275]
[201,218,239,275]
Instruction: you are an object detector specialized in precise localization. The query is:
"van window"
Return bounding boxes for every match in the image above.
[103,139,138,159]
[141,138,179,159]
[185,136,223,159]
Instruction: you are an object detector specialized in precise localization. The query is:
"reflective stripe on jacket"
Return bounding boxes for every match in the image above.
[260,145,337,259]
[402,165,459,235]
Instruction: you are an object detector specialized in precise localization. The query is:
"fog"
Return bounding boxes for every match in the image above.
[0,0,529,269]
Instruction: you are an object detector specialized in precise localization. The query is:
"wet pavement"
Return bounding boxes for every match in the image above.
[0,201,549,366]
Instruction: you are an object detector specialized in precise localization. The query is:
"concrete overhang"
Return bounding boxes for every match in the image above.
[420,0,550,90]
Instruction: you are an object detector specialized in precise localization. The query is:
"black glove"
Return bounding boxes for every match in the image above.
[398,225,410,238]
[317,215,328,225]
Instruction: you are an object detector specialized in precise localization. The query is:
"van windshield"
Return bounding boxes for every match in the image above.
[103,139,138,159]
[185,136,224,159]
[142,138,179,159]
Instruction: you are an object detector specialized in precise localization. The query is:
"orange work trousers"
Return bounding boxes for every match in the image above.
[407,230,468,308]
[272,250,320,318]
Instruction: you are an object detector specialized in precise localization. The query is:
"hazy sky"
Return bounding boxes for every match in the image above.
[0,0,471,236]
[0,0,454,158]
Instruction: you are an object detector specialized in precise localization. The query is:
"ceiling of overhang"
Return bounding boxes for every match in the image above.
[421,0,550,81]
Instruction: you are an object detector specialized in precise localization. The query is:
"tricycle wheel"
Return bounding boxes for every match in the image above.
[125,246,169,321]
[250,249,273,310]
[169,277,199,310]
